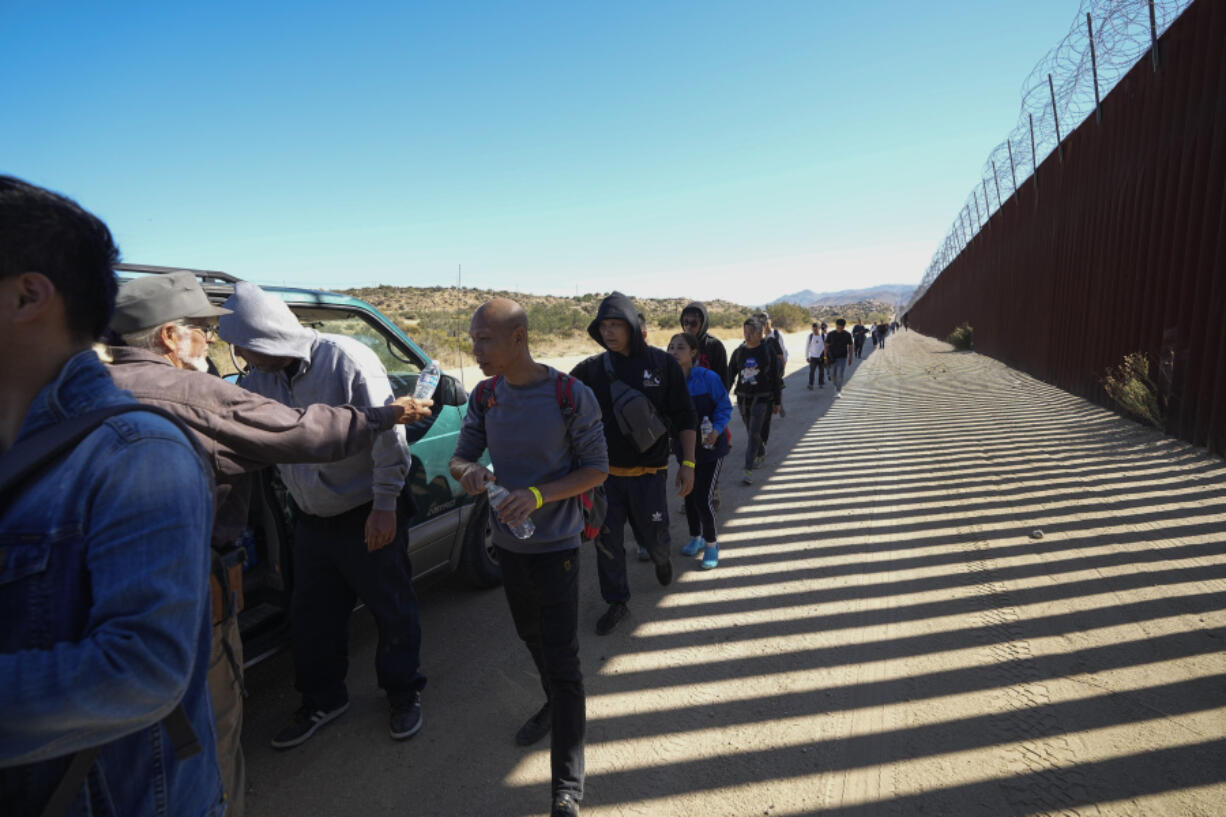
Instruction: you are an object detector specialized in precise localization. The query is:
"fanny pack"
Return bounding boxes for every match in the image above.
[602,352,668,452]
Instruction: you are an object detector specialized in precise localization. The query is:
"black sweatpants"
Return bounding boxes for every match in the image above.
[290,499,425,711]
[684,459,724,542]
[596,472,669,604]
[498,546,585,800]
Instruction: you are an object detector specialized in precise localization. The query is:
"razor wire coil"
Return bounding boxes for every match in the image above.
[907,0,1193,312]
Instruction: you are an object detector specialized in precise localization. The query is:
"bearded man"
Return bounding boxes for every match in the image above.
[106,271,432,815]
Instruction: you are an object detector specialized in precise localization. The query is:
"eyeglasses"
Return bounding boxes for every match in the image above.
[186,323,218,341]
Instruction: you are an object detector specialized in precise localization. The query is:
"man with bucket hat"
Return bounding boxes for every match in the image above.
[105,270,432,815]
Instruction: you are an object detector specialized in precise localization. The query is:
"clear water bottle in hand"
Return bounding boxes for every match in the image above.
[486,482,535,540]
[700,415,714,449]
[414,362,441,400]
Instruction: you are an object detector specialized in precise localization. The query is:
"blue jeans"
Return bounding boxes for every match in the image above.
[291,498,425,709]
[830,358,848,391]
[498,546,585,800]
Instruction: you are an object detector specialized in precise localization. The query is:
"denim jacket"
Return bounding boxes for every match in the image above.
[0,351,223,817]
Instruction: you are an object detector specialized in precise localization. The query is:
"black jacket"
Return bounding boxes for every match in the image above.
[681,301,730,389]
[571,292,696,469]
[729,341,783,406]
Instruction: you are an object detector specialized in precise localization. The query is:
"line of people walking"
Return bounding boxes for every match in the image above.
[1,173,886,817]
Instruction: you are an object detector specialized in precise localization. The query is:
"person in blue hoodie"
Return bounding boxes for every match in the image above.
[570,292,697,635]
[667,332,732,569]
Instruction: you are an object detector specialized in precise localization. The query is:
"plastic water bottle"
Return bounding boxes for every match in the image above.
[414,361,441,400]
[700,415,714,449]
[486,483,535,540]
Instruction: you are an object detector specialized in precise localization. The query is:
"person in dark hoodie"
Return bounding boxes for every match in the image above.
[570,292,697,636]
[679,302,729,389]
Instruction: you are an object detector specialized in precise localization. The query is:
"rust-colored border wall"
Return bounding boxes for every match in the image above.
[909,0,1225,454]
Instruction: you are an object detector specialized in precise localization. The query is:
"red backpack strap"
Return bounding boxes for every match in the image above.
[474,375,502,411]
[555,372,577,417]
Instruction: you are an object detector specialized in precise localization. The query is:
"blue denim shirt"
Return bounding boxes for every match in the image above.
[0,351,223,817]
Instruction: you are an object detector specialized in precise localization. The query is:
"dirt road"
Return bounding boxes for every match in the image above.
[243,330,1226,816]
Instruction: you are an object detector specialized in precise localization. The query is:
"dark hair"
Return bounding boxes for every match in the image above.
[836,318,846,326]
[0,175,119,340]
[669,331,699,351]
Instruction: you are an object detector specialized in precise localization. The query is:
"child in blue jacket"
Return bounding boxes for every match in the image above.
[667,332,732,568]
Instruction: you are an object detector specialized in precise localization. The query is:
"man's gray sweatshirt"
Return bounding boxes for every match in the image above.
[454,367,608,554]
[219,281,409,516]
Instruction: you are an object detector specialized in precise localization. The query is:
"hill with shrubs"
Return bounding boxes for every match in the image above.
[342,284,896,366]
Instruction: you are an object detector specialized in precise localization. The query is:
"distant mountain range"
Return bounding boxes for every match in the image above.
[770,284,914,307]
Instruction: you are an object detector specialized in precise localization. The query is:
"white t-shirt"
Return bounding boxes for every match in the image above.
[805,332,826,359]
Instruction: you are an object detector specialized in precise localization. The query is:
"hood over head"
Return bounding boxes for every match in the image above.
[587,291,646,354]
[680,301,710,340]
[217,280,315,362]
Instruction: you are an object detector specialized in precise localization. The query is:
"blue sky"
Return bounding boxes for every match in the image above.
[3,0,1080,303]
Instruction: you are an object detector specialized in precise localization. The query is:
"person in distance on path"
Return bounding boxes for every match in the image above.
[570,292,696,636]
[805,321,827,390]
[825,318,854,396]
[852,319,867,359]
[451,298,607,817]
[729,317,782,485]
[753,310,788,450]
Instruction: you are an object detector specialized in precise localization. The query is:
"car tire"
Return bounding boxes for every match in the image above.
[459,493,502,588]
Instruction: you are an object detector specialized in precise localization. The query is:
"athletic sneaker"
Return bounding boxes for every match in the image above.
[596,602,629,635]
[389,692,423,741]
[681,536,705,557]
[270,700,350,749]
[701,543,719,570]
[741,469,753,485]
[636,546,650,562]
[752,455,765,469]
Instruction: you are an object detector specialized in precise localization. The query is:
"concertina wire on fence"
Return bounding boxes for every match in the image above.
[907,0,1195,312]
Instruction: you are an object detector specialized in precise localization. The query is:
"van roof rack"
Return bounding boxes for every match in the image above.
[115,263,243,286]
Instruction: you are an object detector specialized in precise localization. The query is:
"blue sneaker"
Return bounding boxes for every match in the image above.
[681,536,705,557]
[701,543,719,570]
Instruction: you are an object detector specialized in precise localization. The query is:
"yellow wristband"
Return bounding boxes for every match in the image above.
[528,486,544,509]
[681,460,695,469]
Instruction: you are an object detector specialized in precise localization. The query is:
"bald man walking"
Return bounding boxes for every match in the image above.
[450,299,608,817]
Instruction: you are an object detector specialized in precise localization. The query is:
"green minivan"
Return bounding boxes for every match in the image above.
[115,264,498,665]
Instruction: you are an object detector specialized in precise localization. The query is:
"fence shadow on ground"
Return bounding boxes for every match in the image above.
[493,335,1226,815]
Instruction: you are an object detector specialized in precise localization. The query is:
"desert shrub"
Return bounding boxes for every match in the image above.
[947,322,974,350]
[765,301,810,332]
[1102,352,1164,429]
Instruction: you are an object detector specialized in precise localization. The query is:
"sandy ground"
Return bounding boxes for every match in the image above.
[242,330,1226,817]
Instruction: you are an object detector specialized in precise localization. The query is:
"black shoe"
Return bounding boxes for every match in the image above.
[551,792,580,817]
[655,557,674,587]
[389,692,423,741]
[515,702,552,746]
[270,700,350,749]
[595,602,629,635]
